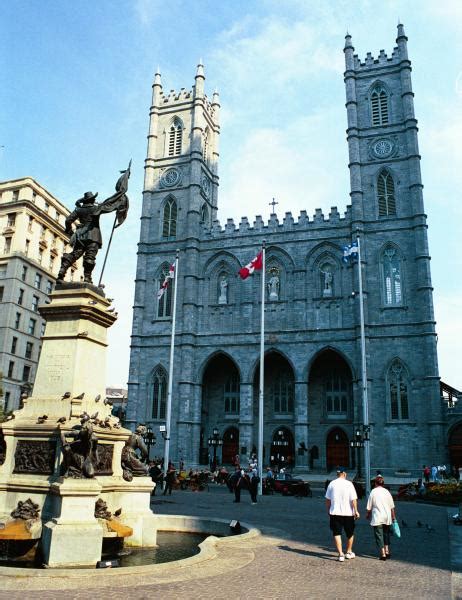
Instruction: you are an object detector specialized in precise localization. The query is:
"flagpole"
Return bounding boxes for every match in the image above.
[258,241,266,495]
[164,249,180,481]
[357,235,371,494]
[97,213,118,288]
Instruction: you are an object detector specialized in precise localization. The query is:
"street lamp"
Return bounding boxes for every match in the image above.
[208,427,223,471]
[141,425,156,462]
[350,426,370,480]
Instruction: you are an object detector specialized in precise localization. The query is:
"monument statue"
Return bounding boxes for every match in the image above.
[57,163,131,284]
[320,266,333,297]
[60,417,99,479]
[268,271,280,301]
[218,275,228,304]
[121,425,149,482]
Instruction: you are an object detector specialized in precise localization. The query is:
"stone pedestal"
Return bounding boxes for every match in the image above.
[41,478,104,568]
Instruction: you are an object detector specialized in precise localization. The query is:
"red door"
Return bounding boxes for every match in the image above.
[326,428,349,470]
[222,427,239,464]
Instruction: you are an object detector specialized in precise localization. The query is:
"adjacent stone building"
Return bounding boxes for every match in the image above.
[0,178,83,411]
[127,26,445,474]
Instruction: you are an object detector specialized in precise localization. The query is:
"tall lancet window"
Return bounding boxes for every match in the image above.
[388,359,409,420]
[152,366,167,420]
[162,197,177,239]
[382,246,402,306]
[203,128,209,163]
[168,118,183,156]
[377,170,396,216]
[157,263,173,318]
[371,85,389,126]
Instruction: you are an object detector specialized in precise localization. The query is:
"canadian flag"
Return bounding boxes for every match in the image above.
[157,263,175,300]
[238,251,263,280]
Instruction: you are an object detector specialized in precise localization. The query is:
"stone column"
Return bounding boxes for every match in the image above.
[239,382,254,463]
[294,381,309,472]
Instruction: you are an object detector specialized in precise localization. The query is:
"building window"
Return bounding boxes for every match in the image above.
[46,280,53,294]
[40,322,46,337]
[49,257,55,271]
[32,192,37,203]
[34,272,42,289]
[157,264,173,318]
[0,286,3,301]
[224,375,240,414]
[38,249,43,264]
[270,367,294,414]
[22,365,31,382]
[4,237,12,254]
[377,170,396,216]
[44,202,50,213]
[32,295,39,312]
[382,247,402,305]
[11,336,18,354]
[28,216,33,232]
[7,361,14,378]
[55,209,59,220]
[28,318,36,335]
[14,312,21,329]
[21,266,28,281]
[162,198,177,239]
[151,366,167,420]
[7,213,16,227]
[25,341,33,359]
[25,239,30,256]
[4,391,10,410]
[371,84,389,125]
[325,372,349,415]
[12,190,19,202]
[203,128,209,162]
[167,118,183,156]
[18,288,24,305]
[389,359,409,420]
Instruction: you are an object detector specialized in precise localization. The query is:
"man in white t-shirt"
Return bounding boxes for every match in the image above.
[325,467,359,562]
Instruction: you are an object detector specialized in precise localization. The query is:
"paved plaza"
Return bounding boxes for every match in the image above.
[0,482,461,599]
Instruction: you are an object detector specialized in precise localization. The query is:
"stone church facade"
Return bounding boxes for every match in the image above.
[126,25,445,475]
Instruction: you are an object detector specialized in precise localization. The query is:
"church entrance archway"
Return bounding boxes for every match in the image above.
[326,427,349,471]
[449,424,462,469]
[201,353,240,465]
[270,427,295,470]
[222,427,239,465]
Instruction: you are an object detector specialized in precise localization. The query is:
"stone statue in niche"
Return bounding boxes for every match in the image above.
[267,269,280,301]
[320,265,333,297]
[121,425,149,482]
[218,275,228,305]
[60,416,99,478]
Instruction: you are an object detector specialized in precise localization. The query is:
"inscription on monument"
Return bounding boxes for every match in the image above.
[13,439,57,475]
[44,353,72,383]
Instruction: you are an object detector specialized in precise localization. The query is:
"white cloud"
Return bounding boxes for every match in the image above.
[134,0,162,27]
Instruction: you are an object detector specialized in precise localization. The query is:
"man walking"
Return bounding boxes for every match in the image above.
[325,467,360,562]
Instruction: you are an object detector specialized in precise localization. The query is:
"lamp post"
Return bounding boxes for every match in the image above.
[350,426,370,480]
[208,427,223,471]
[142,425,156,463]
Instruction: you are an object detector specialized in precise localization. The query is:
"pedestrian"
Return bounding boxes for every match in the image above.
[431,464,437,482]
[423,465,430,484]
[163,466,176,496]
[232,468,246,503]
[325,467,359,562]
[366,475,396,561]
[248,467,259,504]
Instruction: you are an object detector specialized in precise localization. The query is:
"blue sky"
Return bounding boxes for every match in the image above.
[2,0,461,389]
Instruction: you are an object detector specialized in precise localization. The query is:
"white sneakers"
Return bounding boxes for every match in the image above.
[345,552,356,559]
[338,555,345,562]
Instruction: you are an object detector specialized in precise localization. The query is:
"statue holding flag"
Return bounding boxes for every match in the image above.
[57,161,131,284]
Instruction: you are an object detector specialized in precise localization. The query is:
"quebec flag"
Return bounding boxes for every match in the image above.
[343,241,359,263]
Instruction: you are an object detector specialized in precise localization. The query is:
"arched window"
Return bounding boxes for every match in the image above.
[377,170,396,216]
[382,246,402,305]
[168,118,183,156]
[388,359,409,420]
[224,375,240,414]
[157,264,173,318]
[203,128,209,162]
[270,366,294,414]
[371,85,389,126]
[325,369,350,415]
[162,197,177,239]
[200,203,209,225]
[152,366,168,420]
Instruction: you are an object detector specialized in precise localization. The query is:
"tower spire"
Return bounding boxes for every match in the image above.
[194,59,205,98]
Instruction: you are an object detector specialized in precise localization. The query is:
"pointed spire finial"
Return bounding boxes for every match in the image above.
[397,21,407,41]
[154,67,162,86]
[196,59,205,78]
[344,31,353,50]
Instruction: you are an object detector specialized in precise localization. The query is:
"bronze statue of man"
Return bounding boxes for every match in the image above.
[57,163,130,284]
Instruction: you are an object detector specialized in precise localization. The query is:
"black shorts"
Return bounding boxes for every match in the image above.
[330,515,355,538]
